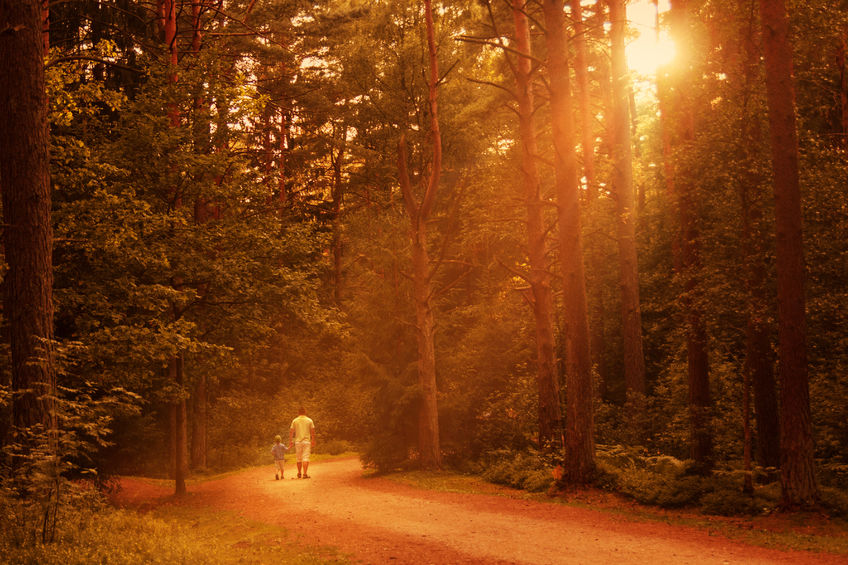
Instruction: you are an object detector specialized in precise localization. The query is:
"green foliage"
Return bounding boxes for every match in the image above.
[595,445,787,515]
[0,495,346,565]
[480,449,554,493]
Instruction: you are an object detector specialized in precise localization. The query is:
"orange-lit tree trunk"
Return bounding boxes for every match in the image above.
[543,0,595,484]
[396,0,442,470]
[571,0,608,396]
[512,0,563,449]
[667,0,712,472]
[160,0,187,496]
[608,0,647,438]
[840,25,848,144]
[0,0,56,451]
[188,0,210,472]
[570,0,596,191]
[733,11,781,472]
[331,138,346,305]
[758,0,818,508]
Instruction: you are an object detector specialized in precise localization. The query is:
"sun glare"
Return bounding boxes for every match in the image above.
[625,0,675,77]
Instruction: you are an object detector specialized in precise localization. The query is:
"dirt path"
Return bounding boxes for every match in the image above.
[114,458,845,565]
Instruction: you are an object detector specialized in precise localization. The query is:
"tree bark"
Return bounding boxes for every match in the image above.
[758,0,818,508]
[608,0,647,439]
[170,356,187,496]
[570,0,596,192]
[667,0,712,472]
[734,11,781,471]
[161,0,187,494]
[0,0,56,443]
[511,0,563,449]
[190,373,208,469]
[395,0,443,470]
[542,0,595,484]
[840,25,848,145]
[571,0,608,397]
[331,141,346,305]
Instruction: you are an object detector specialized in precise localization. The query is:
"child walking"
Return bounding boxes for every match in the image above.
[271,435,288,480]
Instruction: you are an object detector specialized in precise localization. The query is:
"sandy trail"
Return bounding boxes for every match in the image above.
[115,458,845,565]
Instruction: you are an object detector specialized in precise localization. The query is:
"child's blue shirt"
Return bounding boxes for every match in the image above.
[271,443,288,460]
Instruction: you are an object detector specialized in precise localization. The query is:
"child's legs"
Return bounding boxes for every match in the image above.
[275,459,285,475]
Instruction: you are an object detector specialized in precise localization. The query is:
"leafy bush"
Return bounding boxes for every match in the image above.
[820,487,848,517]
[595,445,791,515]
[480,449,554,492]
[320,439,355,455]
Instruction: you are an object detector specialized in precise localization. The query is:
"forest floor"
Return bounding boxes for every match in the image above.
[112,457,848,565]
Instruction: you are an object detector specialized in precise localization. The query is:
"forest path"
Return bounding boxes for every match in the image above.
[115,457,843,565]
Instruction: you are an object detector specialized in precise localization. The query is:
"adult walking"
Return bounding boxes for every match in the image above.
[289,407,315,478]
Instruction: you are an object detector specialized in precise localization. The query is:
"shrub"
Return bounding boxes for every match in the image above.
[480,449,554,492]
[320,439,354,455]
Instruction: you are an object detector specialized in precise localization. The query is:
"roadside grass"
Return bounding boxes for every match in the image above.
[2,494,351,565]
[384,468,848,556]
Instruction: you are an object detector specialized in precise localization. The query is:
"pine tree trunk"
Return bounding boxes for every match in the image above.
[733,11,782,472]
[512,0,563,449]
[190,373,208,469]
[571,0,608,397]
[569,0,596,191]
[667,0,713,472]
[395,0,443,470]
[543,0,595,484]
[758,0,818,508]
[0,0,55,440]
[331,143,345,305]
[170,356,187,496]
[411,220,441,469]
[840,26,848,145]
[609,0,647,439]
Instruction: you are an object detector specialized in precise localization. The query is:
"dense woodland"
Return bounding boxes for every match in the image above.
[1,0,848,543]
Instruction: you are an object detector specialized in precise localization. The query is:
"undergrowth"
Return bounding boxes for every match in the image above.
[0,489,347,565]
[477,445,848,518]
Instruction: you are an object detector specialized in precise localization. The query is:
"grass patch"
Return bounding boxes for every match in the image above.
[1,498,350,565]
[383,469,529,497]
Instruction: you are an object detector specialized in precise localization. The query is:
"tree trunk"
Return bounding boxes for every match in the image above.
[395,0,443,470]
[667,0,712,472]
[331,142,346,305]
[411,217,440,469]
[735,12,781,471]
[571,0,608,397]
[609,0,647,439]
[569,0,596,192]
[0,0,56,445]
[758,0,818,508]
[190,373,208,469]
[543,0,595,484]
[161,0,187,494]
[170,356,187,496]
[511,0,563,449]
[840,25,848,145]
